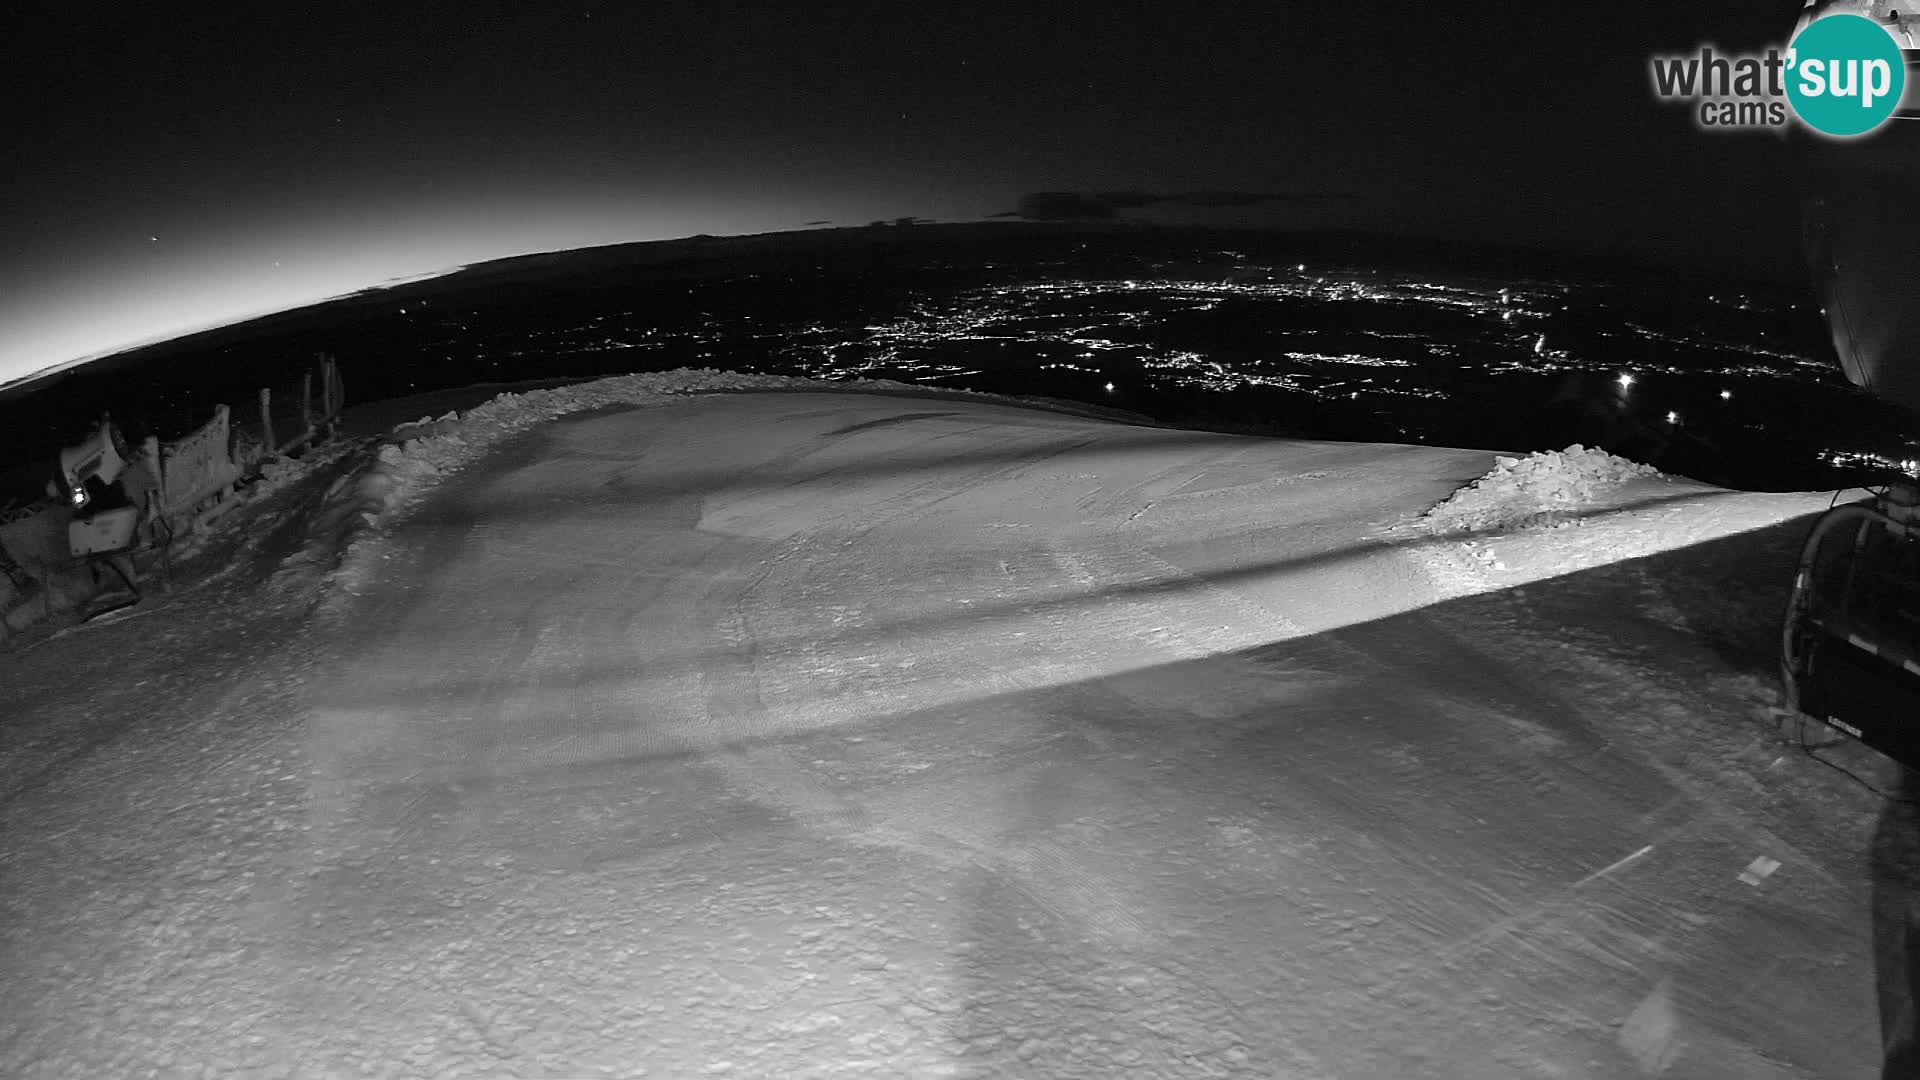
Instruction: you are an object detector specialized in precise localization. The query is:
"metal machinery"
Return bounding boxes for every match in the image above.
[1780,3,1920,763]
[49,417,144,618]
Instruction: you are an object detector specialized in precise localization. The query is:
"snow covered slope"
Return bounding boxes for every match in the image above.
[0,377,1896,1079]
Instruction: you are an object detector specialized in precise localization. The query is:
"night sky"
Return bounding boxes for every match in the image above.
[3,2,1808,389]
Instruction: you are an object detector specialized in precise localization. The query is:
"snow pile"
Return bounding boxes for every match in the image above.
[1420,444,1665,536]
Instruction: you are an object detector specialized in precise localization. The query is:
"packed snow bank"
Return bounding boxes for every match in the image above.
[1419,444,1667,536]
[348,369,1049,529]
[313,368,1048,606]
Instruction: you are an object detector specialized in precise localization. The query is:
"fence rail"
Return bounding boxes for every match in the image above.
[160,403,240,521]
[0,354,347,638]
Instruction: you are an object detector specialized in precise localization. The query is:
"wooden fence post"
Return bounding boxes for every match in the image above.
[323,355,344,438]
[259,387,275,460]
[300,369,314,442]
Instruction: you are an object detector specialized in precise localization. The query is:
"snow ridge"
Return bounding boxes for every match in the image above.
[316,368,1029,607]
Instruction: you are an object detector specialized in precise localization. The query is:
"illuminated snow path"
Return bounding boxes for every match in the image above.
[0,390,1893,1078]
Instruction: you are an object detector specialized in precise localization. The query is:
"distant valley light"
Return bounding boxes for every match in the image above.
[11,244,1901,496]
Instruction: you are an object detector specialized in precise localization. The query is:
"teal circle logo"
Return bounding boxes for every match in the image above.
[1787,14,1906,137]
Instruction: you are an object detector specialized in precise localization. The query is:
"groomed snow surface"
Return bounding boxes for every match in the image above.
[0,370,1903,1078]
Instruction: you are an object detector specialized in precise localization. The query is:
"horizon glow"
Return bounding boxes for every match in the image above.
[0,184,991,392]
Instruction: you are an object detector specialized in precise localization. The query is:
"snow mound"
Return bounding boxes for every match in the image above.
[1421,445,1665,536]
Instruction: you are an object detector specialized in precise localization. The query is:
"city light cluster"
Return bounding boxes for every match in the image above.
[1820,449,1920,476]
[367,257,1886,462]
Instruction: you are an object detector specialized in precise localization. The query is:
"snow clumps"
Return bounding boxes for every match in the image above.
[1421,444,1664,536]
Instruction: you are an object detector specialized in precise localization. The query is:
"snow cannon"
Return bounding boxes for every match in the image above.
[47,418,143,619]
[1781,0,1920,764]
[54,421,137,550]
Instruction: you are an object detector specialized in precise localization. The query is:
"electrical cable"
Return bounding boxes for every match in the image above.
[1797,712,1920,804]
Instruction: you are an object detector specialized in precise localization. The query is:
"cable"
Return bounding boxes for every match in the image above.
[1797,712,1920,804]
[1831,479,1893,513]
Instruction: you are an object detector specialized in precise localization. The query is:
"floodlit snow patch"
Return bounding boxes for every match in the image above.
[1420,444,1665,536]
[1399,443,1840,607]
